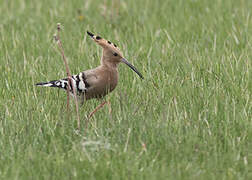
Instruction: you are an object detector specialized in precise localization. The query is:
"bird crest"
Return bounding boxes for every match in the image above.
[87,31,124,61]
[87,31,119,49]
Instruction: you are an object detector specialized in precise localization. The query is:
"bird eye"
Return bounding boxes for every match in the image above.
[113,53,118,56]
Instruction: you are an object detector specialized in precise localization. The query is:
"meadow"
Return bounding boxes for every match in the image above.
[0,0,251,179]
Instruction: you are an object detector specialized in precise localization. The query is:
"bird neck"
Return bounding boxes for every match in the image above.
[101,57,119,70]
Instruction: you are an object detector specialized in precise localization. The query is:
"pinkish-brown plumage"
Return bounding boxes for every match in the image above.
[36,31,143,104]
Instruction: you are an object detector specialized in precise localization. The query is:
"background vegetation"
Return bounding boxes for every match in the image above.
[0,0,251,179]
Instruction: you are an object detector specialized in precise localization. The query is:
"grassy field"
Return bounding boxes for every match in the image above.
[1,0,252,179]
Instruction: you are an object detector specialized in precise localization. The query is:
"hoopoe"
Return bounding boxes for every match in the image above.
[36,31,144,104]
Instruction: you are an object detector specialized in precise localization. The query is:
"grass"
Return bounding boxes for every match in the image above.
[0,0,251,179]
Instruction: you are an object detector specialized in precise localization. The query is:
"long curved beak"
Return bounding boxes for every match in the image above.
[121,58,144,79]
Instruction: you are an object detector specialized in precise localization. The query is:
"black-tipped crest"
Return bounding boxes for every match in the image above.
[87,31,120,51]
[87,31,94,37]
[87,31,102,40]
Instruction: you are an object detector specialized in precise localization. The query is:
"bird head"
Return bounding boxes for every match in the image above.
[87,31,144,79]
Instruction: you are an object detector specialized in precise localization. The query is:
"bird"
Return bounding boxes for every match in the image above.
[36,31,144,105]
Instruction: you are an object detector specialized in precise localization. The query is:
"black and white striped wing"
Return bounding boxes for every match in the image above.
[36,72,90,94]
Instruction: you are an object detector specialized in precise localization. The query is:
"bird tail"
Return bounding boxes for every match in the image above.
[35,73,88,94]
[35,79,69,90]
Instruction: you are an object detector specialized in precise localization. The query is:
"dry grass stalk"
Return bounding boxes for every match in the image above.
[54,23,80,129]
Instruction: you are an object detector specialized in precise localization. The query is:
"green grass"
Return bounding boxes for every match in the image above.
[1,0,252,179]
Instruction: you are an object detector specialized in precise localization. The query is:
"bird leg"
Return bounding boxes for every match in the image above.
[88,101,108,118]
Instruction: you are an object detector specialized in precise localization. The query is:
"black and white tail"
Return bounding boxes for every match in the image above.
[35,72,89,94]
